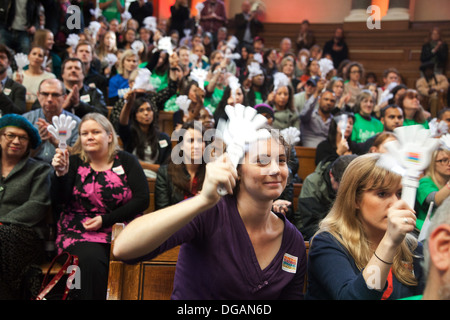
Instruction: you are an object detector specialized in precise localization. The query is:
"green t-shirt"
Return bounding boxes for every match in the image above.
[254,91,263,105]
[150,72,168,92]
[415,176,439,230]
[399,295,423,300]
[204,85,224,114]
[99,0,125,22]
[351,113,384,143]
[403,118,430,129]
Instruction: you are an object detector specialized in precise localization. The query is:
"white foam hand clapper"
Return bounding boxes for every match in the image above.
[47,114,77,150]
[380,125,439,208]
[216,104,268,196]
[441,134,450,150]
[280,127,300,146]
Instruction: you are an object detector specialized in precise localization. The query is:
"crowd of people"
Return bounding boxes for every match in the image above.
[0,0,450,301]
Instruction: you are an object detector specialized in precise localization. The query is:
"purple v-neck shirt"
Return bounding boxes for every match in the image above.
[132,195,307,300]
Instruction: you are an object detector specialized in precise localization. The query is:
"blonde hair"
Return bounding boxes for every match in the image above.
[313,153,419,286]
[117,49,138,76]
[71,113,121,163]
[426,148,450,189]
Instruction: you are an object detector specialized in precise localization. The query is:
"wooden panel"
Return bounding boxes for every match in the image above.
[141,264,177,300]
[294,146,316,182]
[158,111,175,139]
[145,177,156,214]
[293,183,302,213]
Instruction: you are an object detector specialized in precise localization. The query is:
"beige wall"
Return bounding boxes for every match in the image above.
[411,0,450,21]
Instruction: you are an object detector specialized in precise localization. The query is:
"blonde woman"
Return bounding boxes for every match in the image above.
[108,49,139,104]
[416,147,450,231]
[306,153,425,300]
[51,113,149,299]
[96,30,119,76]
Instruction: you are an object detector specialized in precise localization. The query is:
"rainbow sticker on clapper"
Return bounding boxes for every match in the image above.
[406,152,421,164]
[47,114,77,151]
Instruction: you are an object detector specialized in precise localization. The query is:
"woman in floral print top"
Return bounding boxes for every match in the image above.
[51,113,149,300]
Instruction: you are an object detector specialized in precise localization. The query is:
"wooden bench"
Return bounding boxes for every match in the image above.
[294,146,316,182]
[293,183,303,213]
[106,223,310,300]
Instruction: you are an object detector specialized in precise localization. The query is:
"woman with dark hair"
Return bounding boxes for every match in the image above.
[243,63,270,107]
[173,80,206,130]
[113,127,307,299]
[213,80,248,125]
[118,92,171,176]
[148,50,171,92]
[315,112,357,165]
[397,89,430,129]
[267,75,299,130]
[154,121,206,210]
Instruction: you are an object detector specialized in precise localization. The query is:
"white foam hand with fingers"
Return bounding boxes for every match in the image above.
[377,125,439,208]
[47,114,77,151]
[216,104,267,196]
[280,127,301,146]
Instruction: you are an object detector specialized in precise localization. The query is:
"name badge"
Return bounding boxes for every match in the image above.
[112,165,125,175]
[282,253,298,273]
[80,94,91,103]
[3,88,11,95]
[159,139,168,148]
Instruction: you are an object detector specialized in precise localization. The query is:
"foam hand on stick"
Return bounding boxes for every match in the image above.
[280,127,301,146]
[47,114,77,151]
[377,125,440,209]
[14,53,29,73]
[215,104,268,196]
[335,114,348,141]
[318,58,334,79]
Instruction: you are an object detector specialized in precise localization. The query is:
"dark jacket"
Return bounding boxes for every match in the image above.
[155,164,189,210]
[31,84,108,118]
[0,0,40,29]
[294,159,335,240]
[1,77,26,114]
[233,12,263,44]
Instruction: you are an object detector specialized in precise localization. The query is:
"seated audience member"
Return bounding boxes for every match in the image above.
[14,46,56,103]
[416,61,449,118]
[306,153,425,300]
[205,61,228,114]
[295,154,357,241]
[294,77,317,114]
[367,131,397,154]
[376,68,401,107]
[0,114,51,299]
[214,78,248,124]
[350,90,383,144]
[415,147,450,232]
[108,49,139,105]
[279,55,300,92]
[322,27,349,69]
[173,80,206,130]
[420,26,448,75]
[31,58,108,118]
[118,92,171,177]
[154,121,206,210]
[418,198,450,300]
[343,61,364,109]
[436,107,450,134]
[96,31,119,78]
[0,44,26,114]
[32,29,61,79]
[267,74,299,130]
[23,79,81,164]
[75,41,108,99]
[315,112,357,165]
[51,113,149,300]
[113,128,307,300]
[327,77,351,114]
[147,49,171,91]
[110,62,181,132]
[242,62,270,107]
[357,105,403,154]
[300,80,335,148]
[397,89,430,129]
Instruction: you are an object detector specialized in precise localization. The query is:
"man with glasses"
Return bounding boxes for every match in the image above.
[23,78,80,163]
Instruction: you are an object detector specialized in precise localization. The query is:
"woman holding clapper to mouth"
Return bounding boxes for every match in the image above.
[306,154,425,300]
[51,113,149,300]
[113,128,307,299]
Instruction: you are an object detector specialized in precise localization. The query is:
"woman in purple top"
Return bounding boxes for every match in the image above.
[114,128,307,299]
[51,113,149,300]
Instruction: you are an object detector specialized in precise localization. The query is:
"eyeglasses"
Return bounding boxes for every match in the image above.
[3,133,29,143]
[38,92,64,98]
[405,91,419,100]
[436,158,450,165]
